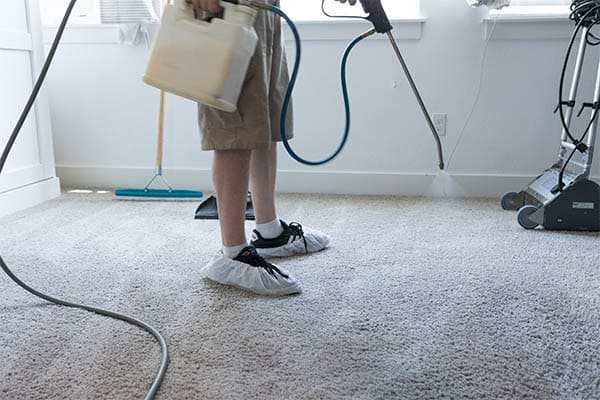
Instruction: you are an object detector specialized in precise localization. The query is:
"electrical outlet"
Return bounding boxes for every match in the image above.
[432,114,447,137]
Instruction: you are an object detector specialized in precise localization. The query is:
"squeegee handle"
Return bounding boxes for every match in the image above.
[156,91,166,170]
[358,0,392,33]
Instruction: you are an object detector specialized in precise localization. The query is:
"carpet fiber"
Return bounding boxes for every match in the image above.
[1,191,599,399]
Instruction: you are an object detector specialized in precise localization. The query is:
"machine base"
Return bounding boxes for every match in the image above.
[501,167,599,232]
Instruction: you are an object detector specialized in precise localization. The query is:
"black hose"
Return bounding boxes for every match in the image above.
[556,0,600,190]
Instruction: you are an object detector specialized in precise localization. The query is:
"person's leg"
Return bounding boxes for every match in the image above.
[213,149,251,247]
[202,147,302,296]
[250,143,278,225]
[248,145,331,258]
[197,8,301,296]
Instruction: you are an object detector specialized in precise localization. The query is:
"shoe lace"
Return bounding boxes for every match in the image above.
[288,222,308,253]
[236,247,290,280]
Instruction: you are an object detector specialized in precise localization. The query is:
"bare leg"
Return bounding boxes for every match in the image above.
[213,149,251,247]
[250,143,278,224]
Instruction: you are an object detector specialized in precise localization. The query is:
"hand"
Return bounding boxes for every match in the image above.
[189,0,223,13]
[334,0,358,5]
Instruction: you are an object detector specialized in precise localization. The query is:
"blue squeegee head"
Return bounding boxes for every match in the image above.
[115,189,204,198]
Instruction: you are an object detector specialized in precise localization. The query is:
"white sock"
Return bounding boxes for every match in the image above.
[223,243,248,259]
[255,218,284,239]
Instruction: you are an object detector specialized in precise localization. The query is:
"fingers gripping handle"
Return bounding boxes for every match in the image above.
[359,0,393,33]
[181,0,239,10]
[220,0,392,34]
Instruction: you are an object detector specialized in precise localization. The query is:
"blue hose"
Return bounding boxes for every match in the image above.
[268,5,374,166]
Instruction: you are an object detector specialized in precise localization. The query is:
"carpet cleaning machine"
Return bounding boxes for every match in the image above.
[501,0,600,231]
[1,0,442,398]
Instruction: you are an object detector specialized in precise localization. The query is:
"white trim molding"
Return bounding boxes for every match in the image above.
[0,30,33,51]
[484,12,575,40]
[283,18,425,41]
[0,178,61,219]
[43,24,125,44]
[43,17,425,45]
[54,165,596,199]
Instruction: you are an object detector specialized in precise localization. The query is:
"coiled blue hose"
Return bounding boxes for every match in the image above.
[268,5,375,166]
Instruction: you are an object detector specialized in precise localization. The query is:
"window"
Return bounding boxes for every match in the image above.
[40,0,161,26]
[41,0,419,26]
[41,0,99,25]
[279,0,420,21]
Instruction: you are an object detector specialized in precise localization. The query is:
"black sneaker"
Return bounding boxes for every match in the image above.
[234,246,290,279]
[250,220,331,258]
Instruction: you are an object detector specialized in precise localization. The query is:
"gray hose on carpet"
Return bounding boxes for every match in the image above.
[0,1,169,398]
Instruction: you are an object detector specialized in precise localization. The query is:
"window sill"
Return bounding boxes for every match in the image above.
[43,17,425,45]
[43,24,129,44]
[283,17,425,41]
[483,10,575,40]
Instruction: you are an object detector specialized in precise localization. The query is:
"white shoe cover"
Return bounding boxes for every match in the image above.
[253,225,331,258]
[200,251,302,296]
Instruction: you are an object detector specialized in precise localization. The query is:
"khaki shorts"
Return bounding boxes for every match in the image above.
[198,1,293,150]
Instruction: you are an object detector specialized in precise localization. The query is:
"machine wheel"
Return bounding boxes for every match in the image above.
[517,205,540,230]
[501,192,520,211]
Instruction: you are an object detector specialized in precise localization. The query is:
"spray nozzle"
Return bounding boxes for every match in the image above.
[358,0,393,33]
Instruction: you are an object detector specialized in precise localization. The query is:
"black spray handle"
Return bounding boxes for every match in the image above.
[359,0,393,33]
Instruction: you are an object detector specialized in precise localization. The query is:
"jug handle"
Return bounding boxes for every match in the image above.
[177,0,239,12]
[176,0,191,10]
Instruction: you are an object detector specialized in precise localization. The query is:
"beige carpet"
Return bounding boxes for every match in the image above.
[0,191,599,400]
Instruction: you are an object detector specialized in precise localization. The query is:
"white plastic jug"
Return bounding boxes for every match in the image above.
[143,0,258,112]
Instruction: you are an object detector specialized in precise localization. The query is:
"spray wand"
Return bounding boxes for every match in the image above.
[239,0,445,170]
[358,0,446,170]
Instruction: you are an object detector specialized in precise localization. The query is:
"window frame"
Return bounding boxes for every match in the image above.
[279,0,421,22]
[40,0,162,26]
[41,0,421,26]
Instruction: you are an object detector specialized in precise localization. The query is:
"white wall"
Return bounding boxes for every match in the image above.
[43,0,600,197]
[1,0,60,218]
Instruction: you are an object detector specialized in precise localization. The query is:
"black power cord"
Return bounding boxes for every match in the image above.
[1,1,169,399]
[556,0,600,190]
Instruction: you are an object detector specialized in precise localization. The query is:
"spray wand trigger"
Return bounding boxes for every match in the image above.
[358,0,393,33]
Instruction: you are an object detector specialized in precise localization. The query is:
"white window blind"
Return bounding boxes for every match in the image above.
[279,0,420,21]
[100,0,161,24]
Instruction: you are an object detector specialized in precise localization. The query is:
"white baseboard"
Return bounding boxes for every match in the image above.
[0,178,61,219]
[54,165,597,199]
